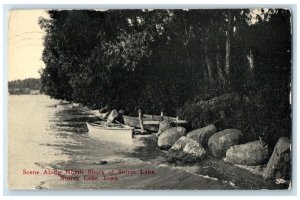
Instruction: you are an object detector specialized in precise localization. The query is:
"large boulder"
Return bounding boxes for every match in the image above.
[166,136,206,163]
[224,140,270,165]
[263,137,291,179]
[208,129,243,158]
[156,119,175,138]
[157,127,186,150]
[187,124,217,147]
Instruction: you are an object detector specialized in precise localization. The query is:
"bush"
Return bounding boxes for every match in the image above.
[180,93,242,130]
[180,92,291,148]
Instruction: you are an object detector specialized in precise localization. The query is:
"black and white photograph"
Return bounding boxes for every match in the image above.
[7,8,292,190]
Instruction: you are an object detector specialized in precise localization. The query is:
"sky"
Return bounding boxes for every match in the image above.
[8,10,49,81]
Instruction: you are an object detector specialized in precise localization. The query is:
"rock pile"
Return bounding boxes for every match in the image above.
[157,126,187,150]
[224,140,270,165]
[156,119,175,138]
[155,121,291,180]
[263,137,291,179]
[166,136,206,163]
[208,129,243,158]
[187,124,217,148]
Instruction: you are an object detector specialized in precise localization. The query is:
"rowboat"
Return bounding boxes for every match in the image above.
[123,114,187,131]
[89,110,110,120]
[72,103,80,107]
[60,100,69,104]
[56,103,73,110]
[86,121,134,145]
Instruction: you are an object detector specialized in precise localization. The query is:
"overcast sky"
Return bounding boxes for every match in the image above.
[8,10,49,81]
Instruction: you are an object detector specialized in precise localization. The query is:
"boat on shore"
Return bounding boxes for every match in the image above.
[123,114,187,131]
[56,101,83,110]
[86,121,134,145]
[56,100,80,110]
[72,102,80,107]
[89,110,110,120]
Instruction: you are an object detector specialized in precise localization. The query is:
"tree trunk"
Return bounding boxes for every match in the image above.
[225,34,230,75]
[247,49,254,71]
[205,53,213,85]
[225,11,233,76]
[216,43,226,87]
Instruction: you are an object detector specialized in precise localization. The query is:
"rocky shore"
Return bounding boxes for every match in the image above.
[156,120,291,185]
[52,104,291,190]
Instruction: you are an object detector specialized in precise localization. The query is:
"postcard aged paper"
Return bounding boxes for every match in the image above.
[8,9,292,190]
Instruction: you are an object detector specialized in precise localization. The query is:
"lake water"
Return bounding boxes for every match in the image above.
[8,95,285,190]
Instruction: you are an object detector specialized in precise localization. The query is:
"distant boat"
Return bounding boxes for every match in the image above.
[123,114,187,132]
[56,103,73,110]
[56,102,81,110]
[86,121,134,145]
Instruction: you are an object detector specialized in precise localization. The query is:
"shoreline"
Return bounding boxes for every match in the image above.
[39,132,289,190]
[9,95,288,190]
[69,101,291,190]
[40,157,289,190]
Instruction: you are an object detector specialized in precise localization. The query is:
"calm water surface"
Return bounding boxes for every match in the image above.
[9,95,146,189]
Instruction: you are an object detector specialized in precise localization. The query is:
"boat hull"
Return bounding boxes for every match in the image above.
[123,115,186,131]
[56,104,73,110]
[89,110,110,120]
[123,115,159,131]
[86,122,134,145]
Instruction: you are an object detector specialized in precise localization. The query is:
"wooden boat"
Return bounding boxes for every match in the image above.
[123,115,158,131]
[89,110,110,120]
[123,114,187,132]
[72,103,80,107]
[56,103,73,110]
[86,121,134,145]
[60,100,69,104]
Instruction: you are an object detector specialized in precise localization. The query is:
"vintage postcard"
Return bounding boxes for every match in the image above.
[8,9,292,190]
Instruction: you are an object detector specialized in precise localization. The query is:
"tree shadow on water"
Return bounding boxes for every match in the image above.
[121,134,167,162]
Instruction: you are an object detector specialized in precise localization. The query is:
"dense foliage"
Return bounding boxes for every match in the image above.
[39,9,291,146]
[8,78,41,94]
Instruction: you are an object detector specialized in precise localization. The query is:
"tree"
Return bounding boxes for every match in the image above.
[39,9,291,145]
